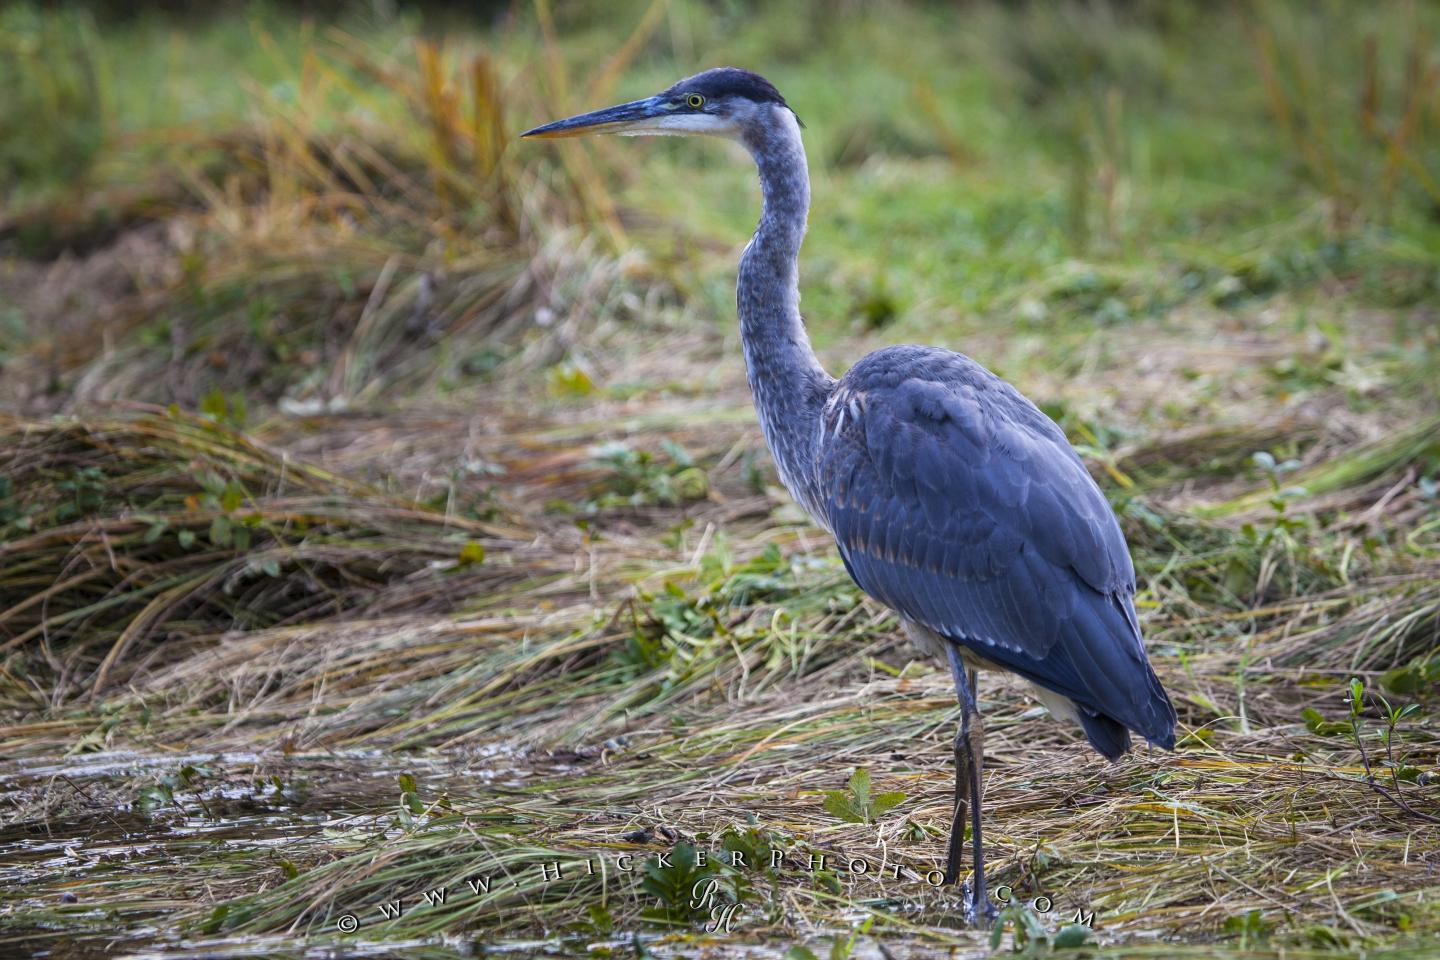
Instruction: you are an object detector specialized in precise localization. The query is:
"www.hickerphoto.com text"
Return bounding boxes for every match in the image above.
[511,848,930,884]
[461,848,1086,909]
[363,848,1095,929]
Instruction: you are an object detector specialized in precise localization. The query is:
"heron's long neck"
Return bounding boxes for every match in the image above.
[738,109,833,512]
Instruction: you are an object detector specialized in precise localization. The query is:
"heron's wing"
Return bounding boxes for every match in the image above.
[817,346,1175,751]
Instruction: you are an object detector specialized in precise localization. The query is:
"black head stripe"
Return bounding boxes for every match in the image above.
[667,67,795,115]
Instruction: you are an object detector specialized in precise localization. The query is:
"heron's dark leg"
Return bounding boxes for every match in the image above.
[943,645,993,926]
[943,652,972,888]
[965,667,996,923]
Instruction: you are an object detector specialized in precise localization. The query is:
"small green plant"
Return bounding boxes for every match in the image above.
[1223,908,1270,948]
[1226,449,1319,598]
[719,825,788,878]
[547,361,595,397]
[638,842,720,925]
[54,466,107,523]
[397,772,426,828]
[198,389,248,430]
[580,902,614,935]
[989,901,1091,954]
[1245,450,1310,546]
[822,768,906,824]
[582,440,709,510]
[1300,706,1352,737]
[1305,678,1438,823]
[608,543,802,688]
[609,621,678,683]
[706,542,794,606]
[135,763,216,816]
[191,472,256,550]
[1381,653,1440,697]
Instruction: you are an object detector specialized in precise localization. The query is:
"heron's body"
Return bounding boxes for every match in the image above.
[817,344,1174,757]
[524,67,1177,924]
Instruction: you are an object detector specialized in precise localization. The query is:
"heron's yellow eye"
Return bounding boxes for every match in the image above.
[686,94,705,109]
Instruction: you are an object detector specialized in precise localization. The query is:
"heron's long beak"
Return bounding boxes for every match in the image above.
[521,96,670,139]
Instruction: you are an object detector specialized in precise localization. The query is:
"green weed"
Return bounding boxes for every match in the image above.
[822,768,907,825]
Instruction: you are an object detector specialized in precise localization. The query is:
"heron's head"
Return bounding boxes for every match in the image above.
[521,67,799,144]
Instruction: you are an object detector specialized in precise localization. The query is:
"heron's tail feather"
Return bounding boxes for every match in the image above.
[1079,711,1131,761]
[1065,594,1177,753]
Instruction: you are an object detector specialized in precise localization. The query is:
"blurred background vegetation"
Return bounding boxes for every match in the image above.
[2,0,1437,413]
[2,2,1438,958]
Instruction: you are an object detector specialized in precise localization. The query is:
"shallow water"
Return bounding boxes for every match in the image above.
[0,747,586,959]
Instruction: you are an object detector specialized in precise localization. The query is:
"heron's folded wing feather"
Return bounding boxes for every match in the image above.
[818,347,1175,747]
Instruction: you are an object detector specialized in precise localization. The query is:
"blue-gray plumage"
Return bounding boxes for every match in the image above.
[819,345,1175,757]
[524,66,1177,926]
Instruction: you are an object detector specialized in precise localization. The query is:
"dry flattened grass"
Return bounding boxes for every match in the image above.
[138,660,1438,952]
[0,410,543,708]
[1,395,1436,957]
[0,395,822,750]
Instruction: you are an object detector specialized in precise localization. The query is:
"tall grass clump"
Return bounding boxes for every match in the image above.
[1250,2,1440,225]
[0,4,104,195]
[67,36,552,407]
[6,18,637,412]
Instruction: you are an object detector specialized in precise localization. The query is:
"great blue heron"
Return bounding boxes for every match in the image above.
[524,68,1177,924]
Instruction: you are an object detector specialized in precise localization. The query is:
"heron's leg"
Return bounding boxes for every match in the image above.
[943,645,991,926]
[966,667,997,923]
[943,647,973,888]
